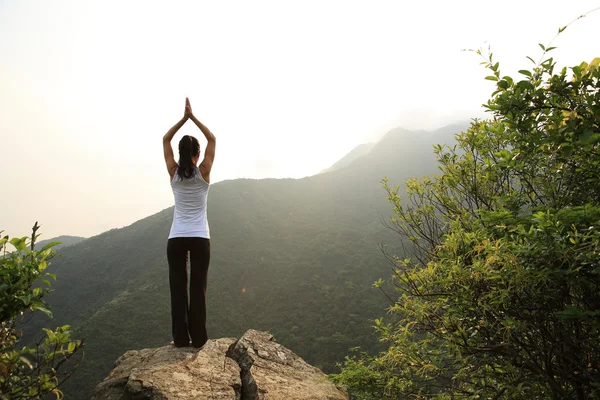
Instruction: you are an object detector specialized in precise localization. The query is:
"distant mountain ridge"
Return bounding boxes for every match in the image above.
[320,143,375,173]
[25,122,470,399]
[36,235,86,251]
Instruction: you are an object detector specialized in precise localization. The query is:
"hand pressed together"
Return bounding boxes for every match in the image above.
[184,97,194,120]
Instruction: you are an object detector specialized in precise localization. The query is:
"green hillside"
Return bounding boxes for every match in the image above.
[24,123,467,398]
[36,235,86,251]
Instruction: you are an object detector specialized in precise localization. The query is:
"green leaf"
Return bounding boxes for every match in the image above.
[40,241,61,252]
[558,25,567,33]
[579,130,594,143]
[485,76,499,81]
[44,328,57,340]
[35,305,53,318]
[516,80,532,90]
[539,43,546,51]
[518,69,532,77]
[580,132,600,145]
[9,237,27,251]
[19,354,36,369]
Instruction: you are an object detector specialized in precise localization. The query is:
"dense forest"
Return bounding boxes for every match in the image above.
[21,122,467,398]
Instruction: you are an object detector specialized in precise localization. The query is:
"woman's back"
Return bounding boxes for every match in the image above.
[169,166,210,239]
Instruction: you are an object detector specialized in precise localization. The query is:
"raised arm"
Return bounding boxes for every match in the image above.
[187,101,216,183]
[163,99,189,181]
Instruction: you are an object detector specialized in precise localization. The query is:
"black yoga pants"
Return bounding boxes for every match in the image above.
[166,237,211,347]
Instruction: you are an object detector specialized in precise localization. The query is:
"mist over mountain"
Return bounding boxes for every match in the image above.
[24,122,468,398]
[320,142,375,173]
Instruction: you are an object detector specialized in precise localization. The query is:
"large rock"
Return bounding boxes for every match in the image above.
[93,338,242,400]
[93,330,348,400]
[227,330,347,400]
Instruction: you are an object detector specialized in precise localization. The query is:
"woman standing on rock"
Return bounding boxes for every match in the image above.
[162,98,216,348]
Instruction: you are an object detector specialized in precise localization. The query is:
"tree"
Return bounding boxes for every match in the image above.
[331,48,600,398]
[1,223,83,399]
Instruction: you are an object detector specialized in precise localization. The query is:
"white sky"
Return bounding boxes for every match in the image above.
[1,0,599,239]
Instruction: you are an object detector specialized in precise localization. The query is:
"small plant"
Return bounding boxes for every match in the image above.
[1,222,83,399]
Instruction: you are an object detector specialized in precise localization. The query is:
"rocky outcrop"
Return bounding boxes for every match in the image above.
[227,330,347,400]
[93,338,242,399]
[93,329,348,400]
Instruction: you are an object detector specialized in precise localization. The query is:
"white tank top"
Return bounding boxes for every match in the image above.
[168,166,210,239]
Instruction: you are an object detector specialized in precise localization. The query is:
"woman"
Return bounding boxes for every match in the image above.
[162,98,216,348]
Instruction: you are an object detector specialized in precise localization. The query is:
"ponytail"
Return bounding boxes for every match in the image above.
[177,135,201,181]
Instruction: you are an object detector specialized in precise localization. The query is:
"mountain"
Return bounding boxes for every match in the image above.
[36,235,86,251]
[320,143,375,173]
[23,122,469,399]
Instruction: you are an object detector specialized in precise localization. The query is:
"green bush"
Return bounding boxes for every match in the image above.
[331,48,600,399]
[1,223,83,399]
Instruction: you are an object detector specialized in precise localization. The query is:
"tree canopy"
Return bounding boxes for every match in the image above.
[331,47,600,399]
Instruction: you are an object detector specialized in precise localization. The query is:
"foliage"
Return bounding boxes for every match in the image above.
[0,223,83,399]
[332,47,600,398]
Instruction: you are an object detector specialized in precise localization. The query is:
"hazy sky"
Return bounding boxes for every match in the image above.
[1,1,599,239]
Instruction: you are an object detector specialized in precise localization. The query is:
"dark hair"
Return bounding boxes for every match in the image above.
[177,135,201,181]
